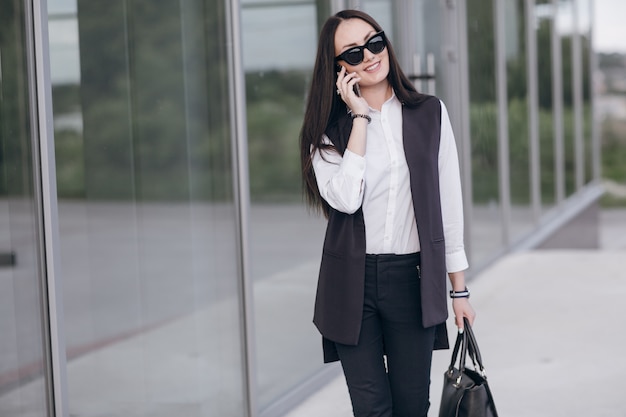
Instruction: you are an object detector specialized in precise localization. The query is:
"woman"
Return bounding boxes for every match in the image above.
[299,9,475,417]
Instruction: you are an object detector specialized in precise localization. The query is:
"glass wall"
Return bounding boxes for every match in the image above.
[505,0,534,240]
[0,1,50,416]
[1,0,601,415]
[536,0,557,209]
[558,0,577,197]
[466,0,503,265]
[49,0,246,416]
[578,0,594,184]
[241,0,328,411]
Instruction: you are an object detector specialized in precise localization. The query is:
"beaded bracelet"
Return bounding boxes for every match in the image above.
[449,287,470,299]
[351,113,371,124]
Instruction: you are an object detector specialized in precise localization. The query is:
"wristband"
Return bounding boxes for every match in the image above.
[351,113,371,124]
[449,287,470,299]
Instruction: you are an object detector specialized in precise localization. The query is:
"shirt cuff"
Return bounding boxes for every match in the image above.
[446,249,469,274]
[341,149,366,178]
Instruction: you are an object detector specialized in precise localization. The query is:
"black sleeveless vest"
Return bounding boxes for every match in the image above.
[313,95,451,362]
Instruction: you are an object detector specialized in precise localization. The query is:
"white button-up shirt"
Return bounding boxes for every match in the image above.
[312,94,468,273]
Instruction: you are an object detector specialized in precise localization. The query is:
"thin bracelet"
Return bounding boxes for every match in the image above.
[449,287,470,299]
[351,113,371,124]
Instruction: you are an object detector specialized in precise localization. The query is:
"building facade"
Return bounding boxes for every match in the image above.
[0,0,599,416]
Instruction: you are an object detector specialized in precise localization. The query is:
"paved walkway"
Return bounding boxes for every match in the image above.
[286,249,626,417]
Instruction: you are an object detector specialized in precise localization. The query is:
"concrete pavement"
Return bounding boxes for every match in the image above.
[286,249,626,417]
[1,205,624,416]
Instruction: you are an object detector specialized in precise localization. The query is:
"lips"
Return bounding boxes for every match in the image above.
[365,61,380,72]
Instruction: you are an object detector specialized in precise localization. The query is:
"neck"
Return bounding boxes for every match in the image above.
[361,81,393,111]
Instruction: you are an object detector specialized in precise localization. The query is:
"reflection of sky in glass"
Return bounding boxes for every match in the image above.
[48,0,79,85]
[241,1,396,72]
[44,0,616,85]
[577,0,591,33]
[48,0,76,14]
[48,18,80,85]
[242,0,311,4]
[47,1,320,85]
[555,0,576,36]
[241,5,317,71]
[595,0,626,52]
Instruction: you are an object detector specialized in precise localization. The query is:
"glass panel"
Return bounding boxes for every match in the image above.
[505,0,533,240]
[558,0,576,196]
[361,0,392,36]
[578,0,593,184]
[536,0,556,208]
[50,0,246,415]
[467,0,502,265]
[405,0,443,97]
[241,0,329,409]
[0,1,49,416]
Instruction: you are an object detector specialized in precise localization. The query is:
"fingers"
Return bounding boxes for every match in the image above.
[455,314,464,331]
[452,298,476,332]
[336,67,361,99]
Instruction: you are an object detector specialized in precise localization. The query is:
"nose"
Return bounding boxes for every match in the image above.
[363,48,377,62]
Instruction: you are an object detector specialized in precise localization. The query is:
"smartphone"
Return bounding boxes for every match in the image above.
[336,64,361,97]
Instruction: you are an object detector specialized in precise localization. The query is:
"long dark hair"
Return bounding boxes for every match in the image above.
[300,9,425,217]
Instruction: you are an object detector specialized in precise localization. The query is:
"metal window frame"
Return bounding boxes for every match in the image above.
[225,1,258,417]
[24,0,69,415]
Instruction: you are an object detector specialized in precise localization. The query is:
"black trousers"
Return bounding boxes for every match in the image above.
[334,253,436,417]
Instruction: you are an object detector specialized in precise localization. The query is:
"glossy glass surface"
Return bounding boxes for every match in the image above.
[505,0,534,240]
[0,1,49,415]
[466,0,503,264]
[558,0,577,196]
[49,0,246,415]
[241,0,329,409]
[579,0,594,183]
[536,0,557,208]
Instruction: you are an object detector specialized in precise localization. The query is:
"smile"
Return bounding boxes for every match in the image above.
[365,61,380,72]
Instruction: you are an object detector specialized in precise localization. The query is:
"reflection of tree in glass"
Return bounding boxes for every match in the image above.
[0,0,35,197]
[72,0,232,201]
[246,70,310,202]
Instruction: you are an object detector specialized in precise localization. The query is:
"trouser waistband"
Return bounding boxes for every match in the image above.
[365,252,420,266]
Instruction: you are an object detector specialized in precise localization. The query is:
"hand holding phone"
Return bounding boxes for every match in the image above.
[336,65,362,97]
[336,65,368,115]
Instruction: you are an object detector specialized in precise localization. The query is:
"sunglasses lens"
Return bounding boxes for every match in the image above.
[367,35,385,54]
[343,48,364,66]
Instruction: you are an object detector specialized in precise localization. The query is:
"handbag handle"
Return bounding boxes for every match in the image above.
[446,322,468,386]
[464,318,486,376]
[446,318,487,380]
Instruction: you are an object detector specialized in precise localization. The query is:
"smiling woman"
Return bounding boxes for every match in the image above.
[300,9,474,417]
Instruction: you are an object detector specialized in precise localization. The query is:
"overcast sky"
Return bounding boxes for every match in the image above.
[594,0,626,53]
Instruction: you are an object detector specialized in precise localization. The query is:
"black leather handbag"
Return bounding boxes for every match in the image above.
[438,319,498,417]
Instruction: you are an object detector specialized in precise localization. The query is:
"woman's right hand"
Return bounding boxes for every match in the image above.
[336,66,369,115]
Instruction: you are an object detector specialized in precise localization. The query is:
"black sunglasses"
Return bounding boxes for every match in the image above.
[335,31,387,66]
